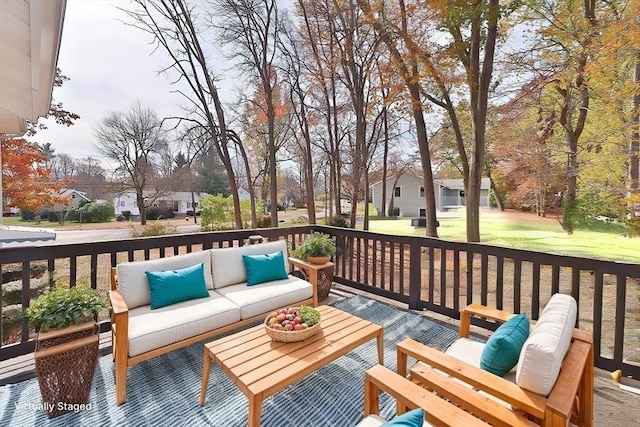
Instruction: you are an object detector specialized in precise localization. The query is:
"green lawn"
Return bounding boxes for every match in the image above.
[367,210,640,263]
[1,216,59,229]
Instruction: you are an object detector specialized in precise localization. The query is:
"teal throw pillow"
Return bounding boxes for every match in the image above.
[243,251,289,286]
[480,312,530,376]
[382,408,425,426]
[145,263,209,309]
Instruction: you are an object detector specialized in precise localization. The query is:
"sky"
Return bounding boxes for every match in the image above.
[30,0,229,162]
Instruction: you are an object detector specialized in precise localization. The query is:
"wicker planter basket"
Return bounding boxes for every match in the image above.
[264,319,321,342]
[35,322,99,418]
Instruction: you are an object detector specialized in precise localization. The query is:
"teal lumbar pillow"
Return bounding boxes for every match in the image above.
[382,408,425,426]
[145,263,209,309]
[242,251,289,286]
[480,312,530,376]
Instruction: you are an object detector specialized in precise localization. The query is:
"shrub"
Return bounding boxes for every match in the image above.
[130,220,178,237]
[121,210,131,220]
[256,215,272,228]
[329,214,350,228]
[20,209,34,220]
[47,211,59,222]
[85,201,115,223]
[290,215,308,224]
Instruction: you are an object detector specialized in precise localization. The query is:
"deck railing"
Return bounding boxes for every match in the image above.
[1,225,638,378]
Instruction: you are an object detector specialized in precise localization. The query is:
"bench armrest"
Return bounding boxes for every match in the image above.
[460,303,515,338]
[365,364,492,427]
[396,338,547,420]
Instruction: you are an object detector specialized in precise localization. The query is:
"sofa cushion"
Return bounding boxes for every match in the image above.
[117,250,214,309]
[516,293,577,396]
[382,408,425,426]
[480,313,529,377]
[145,263,210,309]
[126,290,241,357]
[211,240,290,289]
[215,275,313,319]
[243,251,289,286]
[442,337,517,382]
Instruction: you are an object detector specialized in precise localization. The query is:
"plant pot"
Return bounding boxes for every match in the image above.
[307,255,331,265]
[34,322,99,418]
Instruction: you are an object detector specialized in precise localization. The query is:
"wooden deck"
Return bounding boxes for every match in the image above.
[1,284,638,426]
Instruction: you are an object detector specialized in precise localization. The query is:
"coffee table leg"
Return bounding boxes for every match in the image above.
[199,348,211,406]
[376,331,384,365]
[248,394,263,427]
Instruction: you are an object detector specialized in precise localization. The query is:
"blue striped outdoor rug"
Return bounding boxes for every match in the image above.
[0,295,458,426]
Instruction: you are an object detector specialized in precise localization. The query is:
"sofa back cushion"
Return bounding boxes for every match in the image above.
[211,240,290,289]
[515,293,577,396]
[117,250,214,309]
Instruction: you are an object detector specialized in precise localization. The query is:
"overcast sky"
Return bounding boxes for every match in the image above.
[30,0,232,162]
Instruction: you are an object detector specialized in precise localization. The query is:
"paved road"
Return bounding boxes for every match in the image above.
[2,225,201,247]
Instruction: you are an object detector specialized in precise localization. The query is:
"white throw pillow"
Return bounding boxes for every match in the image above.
[515,293,577,396]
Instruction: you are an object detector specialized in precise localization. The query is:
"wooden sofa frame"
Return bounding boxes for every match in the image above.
[364,364,537,427]
[108,256,323,405]
[397,304,594,427]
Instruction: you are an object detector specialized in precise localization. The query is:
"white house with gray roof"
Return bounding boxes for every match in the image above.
[370,173,491,217]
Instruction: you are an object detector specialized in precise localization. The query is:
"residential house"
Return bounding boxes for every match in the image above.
[57,188,91,210]
[114,189,252,217]
[370,172,491,217]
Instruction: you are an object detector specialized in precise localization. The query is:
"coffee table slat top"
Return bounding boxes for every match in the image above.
[204,305,383,398]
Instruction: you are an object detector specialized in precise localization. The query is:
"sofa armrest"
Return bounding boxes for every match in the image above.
[289,257,331,307]
[460,303,515,338]
[109,289,129,316]
[364,364,492,426]
[396,338,547,421]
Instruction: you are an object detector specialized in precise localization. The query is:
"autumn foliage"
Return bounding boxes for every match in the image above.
[1,139,71,212]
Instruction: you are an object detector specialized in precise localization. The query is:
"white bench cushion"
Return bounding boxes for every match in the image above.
[211,240,291,289]
[215,275,313,319]
[516,293,577,396]
[126,290,240,357]
[117,250,214,309]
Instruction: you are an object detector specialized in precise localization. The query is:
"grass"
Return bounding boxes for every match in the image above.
[367,209,640,263]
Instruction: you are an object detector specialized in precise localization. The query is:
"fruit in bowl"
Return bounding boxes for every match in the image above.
[264,306,321,342]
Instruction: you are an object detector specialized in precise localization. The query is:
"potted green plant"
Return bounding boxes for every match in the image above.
[294,232,336,265]
[26,287,107,418]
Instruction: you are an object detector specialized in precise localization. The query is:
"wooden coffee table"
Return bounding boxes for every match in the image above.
[199,305,384,427]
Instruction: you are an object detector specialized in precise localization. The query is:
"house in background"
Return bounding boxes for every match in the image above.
[58,188,91,209]
[370,172,491,217]
[114,191,212,217]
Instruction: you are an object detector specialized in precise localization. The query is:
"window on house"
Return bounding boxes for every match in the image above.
[173,201,179,212]
[120,200,125,207]
[394,186,401,197]
[419,187,425,198]
[419,208,426,217]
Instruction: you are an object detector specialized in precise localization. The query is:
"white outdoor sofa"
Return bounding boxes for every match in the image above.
[109,239,321,405]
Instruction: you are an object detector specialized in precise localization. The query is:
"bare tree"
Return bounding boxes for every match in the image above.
[126,0,244,228]
[213,0,283,226]
[93,102,169,225]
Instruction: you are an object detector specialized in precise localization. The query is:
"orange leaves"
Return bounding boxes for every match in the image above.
[1,139,71,212]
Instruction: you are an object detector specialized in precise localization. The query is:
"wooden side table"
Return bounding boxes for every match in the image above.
[289,257,335,302]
